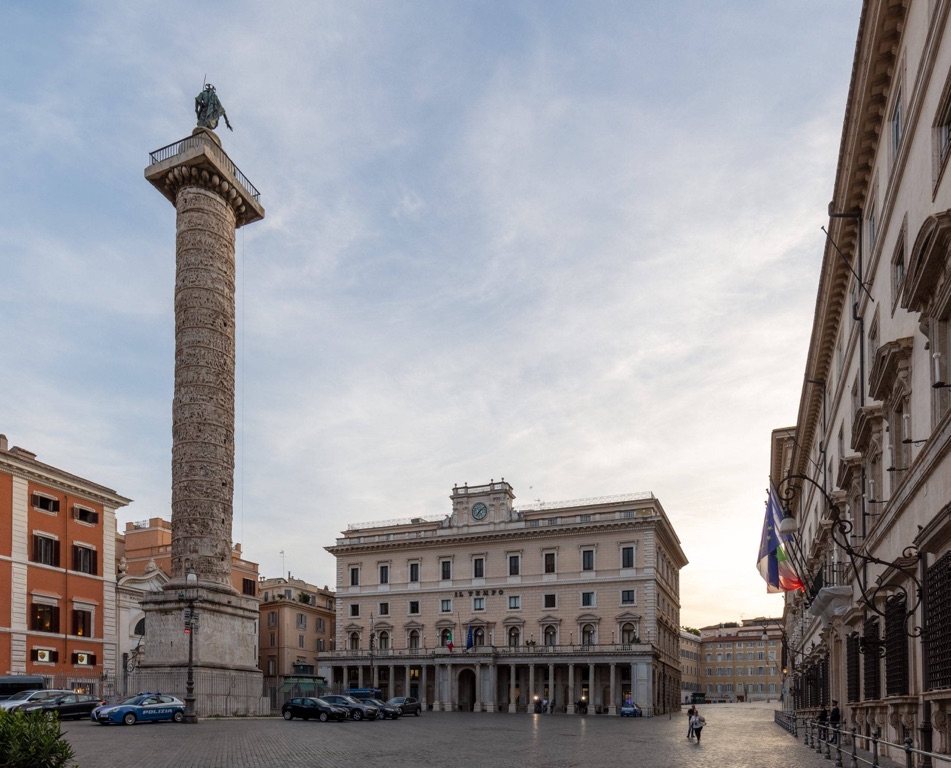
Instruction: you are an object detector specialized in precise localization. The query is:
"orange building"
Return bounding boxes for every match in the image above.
[0,434,130,688]
[120,517,259,598]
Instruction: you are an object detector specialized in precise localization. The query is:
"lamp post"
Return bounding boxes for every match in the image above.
[369,612,375,690]
[180,570,199,724]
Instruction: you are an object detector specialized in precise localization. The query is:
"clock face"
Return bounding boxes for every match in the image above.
[471,502,488,520]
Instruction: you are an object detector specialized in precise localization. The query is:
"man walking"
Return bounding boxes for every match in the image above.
[829,701,841,744]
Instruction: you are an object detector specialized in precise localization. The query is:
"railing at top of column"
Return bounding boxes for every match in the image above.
[148,137,261,202]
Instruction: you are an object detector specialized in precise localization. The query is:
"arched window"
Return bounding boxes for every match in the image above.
[474,627,485,647]
[508,627,520,647]
[408,630,420,649]
[133,617,146,636]
[440,628,453,647]
[621,622,638,644]
[349,632,360,650]
[582,624,596,645]
[544,625,557,646]
[378,631,389,650]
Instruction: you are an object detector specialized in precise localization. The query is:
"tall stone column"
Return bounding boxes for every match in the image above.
[140,126,266,716]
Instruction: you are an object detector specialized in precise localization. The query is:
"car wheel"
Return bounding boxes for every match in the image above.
[122,712,137,726]
[414,709,421,716]
[351,710,363,721]
[319,712,329,722]
[172,711,185,723]
[283,710,293,720]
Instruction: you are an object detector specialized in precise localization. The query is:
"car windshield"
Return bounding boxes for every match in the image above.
[5,691,39,701]
[120,696,144,705]
[342,696,361,705]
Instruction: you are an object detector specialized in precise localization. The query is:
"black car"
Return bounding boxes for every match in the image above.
[367,698,401,719]
[320,695,379,721]
[281,697,348,722]
[20,693,105,720]
[388,696,422,716]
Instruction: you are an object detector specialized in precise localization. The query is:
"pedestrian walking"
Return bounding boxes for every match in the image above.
[686,705,697,739]
[829,701,841,744]
[690,711,705,743]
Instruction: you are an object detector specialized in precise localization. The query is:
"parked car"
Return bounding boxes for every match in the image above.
[0,689,72,712]
[620,701,642,717]
[91,693,185,725]
[19,693,105,720]
[320,695,379,721]
[367,698,401,719]
[387,696,422,716]
[281,697,349,722]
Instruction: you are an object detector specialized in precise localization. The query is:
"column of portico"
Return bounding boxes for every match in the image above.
[548,662,555,706]
[529,664,536,710]
[567,664,576,713]
[508,664,517,712]
[486,661,497,712]
[341,664,348,690]
[421,664,428,709]
[589,662,595,709]
[388,663,394,697]
[475,662,482,712]
[608,662,617,715]
[358,666,364,687]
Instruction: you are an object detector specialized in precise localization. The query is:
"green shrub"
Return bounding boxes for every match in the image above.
[0,709,76,768]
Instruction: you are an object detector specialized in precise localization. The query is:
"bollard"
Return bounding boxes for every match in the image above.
[816,720,824,754]
[805,719,811,747]
[904,736,913,768]
[871,729,880,768]
[825,729,832,760]
[849,727,858,768]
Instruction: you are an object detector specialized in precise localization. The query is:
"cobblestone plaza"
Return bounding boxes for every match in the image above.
[62,702,888,768]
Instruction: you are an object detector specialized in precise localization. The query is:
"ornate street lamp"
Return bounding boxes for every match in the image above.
[179,570,199,724]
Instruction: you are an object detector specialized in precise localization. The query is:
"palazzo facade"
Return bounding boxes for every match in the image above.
[772,1,951,761]
[323,480,686,715]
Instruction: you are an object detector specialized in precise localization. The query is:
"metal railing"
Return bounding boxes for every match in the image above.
[325,641,650,660]
[148,137,261,202]
[779,715,951,768]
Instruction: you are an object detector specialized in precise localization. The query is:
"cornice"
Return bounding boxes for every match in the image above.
[0,454,131,508]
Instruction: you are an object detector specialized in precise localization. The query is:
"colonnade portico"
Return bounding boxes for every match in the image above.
[326,646,668,715]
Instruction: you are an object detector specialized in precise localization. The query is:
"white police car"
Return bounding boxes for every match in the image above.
[91,693,185,725]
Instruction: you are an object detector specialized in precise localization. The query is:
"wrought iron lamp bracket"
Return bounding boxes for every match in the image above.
[776,473,923,639]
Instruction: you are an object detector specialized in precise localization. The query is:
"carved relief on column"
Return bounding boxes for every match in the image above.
[170,184,237,589]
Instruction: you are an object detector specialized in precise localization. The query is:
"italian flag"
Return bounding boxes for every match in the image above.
[447,631,454,652]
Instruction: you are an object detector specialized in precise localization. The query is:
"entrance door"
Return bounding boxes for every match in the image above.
[457,669,476,712]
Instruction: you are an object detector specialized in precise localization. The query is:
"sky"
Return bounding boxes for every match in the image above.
[0,1,862,630]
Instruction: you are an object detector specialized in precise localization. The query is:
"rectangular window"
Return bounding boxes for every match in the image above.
[72,505,99,524]
[440,560,452,580]
[473,597,485,611]
[581,591,595,607]
[508,555,520,576]
[868,202,877,251]
[267,611,277,627]
[72,545,97,575]
[508,595,521,610]
[409,600,420,615]
[621,546,635,569]
[473,557,484,578]
[582,549,594,571]
[379,602,389,616]
[892,91,903,154]
[544,552,556,574]
[349,604,360,618]
[72,609,92,637]
[296,613,307,630]
[349,567,360,587]
[31,604,60,633]
[621,590,635,605]
[409,562,420,582]
[317,638,325,651]
[299,635,305,648]
[544,594,557,609]
[31,494,59,513]
[269,631,276,645]
[31,649,58,663]
[317,618,325,632]
[242,578,256,596]
[379,564,389,584]
[32,535,60,567]
[440,599,452,613]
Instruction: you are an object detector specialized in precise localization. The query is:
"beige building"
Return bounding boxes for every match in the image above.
[771,1,951,761]
[679,629,701,704]
[323,480,686,715]
[258,576,335,700]
[698,620,783,703]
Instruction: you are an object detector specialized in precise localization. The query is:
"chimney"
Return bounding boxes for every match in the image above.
[0,434,7,451]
